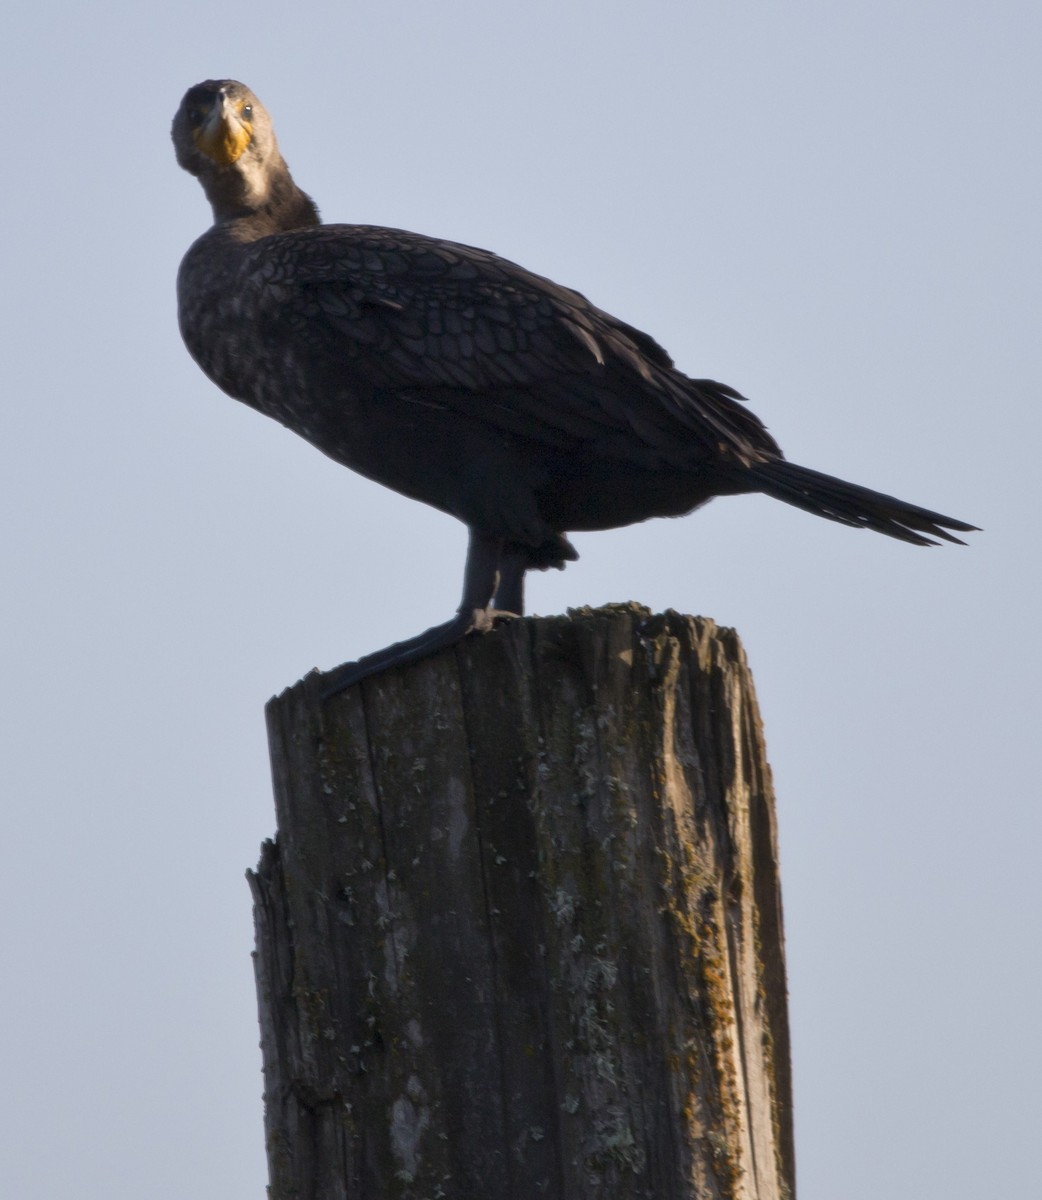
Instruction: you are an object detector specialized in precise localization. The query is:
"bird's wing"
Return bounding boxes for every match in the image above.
[248,224,777,466]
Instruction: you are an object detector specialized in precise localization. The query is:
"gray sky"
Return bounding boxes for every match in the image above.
[1,2,1037,1196]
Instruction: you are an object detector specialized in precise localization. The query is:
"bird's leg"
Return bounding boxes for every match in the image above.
[321,528,509,697]
[491,547,528,616]
[452,526,517,630]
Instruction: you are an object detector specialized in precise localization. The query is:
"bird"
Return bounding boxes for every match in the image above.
[173,79,976,693]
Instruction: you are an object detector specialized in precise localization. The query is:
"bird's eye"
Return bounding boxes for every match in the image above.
[188,107,203,125]
[242,103,253,119]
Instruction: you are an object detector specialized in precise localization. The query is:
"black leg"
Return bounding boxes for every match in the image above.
[491,547,527,616]
[321,528,512,696]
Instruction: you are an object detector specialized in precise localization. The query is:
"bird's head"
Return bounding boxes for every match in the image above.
[172,80,285,218]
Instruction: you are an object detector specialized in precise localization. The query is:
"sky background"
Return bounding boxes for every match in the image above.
[1,2,1038,1196]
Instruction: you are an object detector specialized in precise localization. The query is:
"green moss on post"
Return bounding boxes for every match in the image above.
[249,604,795,1199]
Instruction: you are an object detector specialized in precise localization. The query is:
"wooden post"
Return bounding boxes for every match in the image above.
[249,604,795,1200]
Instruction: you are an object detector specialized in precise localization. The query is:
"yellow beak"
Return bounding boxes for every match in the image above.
[193,93,252,165]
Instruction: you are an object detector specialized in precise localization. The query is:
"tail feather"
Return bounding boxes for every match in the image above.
[746,460,978,547]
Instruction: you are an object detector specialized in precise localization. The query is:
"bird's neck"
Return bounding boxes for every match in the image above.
[204,156,321,238]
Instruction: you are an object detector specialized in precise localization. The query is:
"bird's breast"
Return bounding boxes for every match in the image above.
[177,238,364,444]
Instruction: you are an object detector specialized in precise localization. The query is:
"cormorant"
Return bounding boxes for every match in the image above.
[173,80,976,692]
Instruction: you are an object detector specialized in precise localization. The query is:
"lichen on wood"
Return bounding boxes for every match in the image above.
[250,603,795,1199]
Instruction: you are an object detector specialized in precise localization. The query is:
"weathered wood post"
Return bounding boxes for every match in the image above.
[249,604,795,1199]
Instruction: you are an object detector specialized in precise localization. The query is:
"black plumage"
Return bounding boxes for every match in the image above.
[173,80,976,691]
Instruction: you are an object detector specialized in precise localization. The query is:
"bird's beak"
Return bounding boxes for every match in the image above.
[193,91,252,165]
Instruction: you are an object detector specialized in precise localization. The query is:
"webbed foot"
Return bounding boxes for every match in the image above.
[320,606,517,697]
